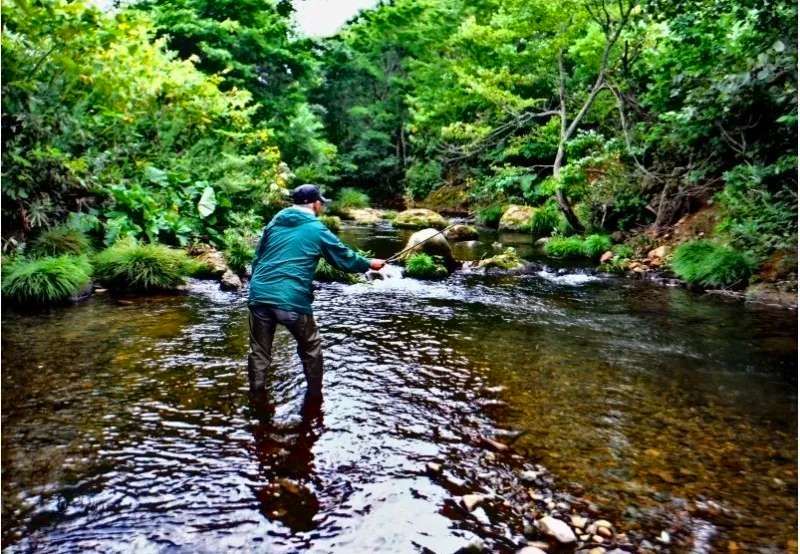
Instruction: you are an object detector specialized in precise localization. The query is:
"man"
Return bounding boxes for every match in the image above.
[247,184,385,401]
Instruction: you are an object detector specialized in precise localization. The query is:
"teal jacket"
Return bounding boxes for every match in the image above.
[248,207,370,314]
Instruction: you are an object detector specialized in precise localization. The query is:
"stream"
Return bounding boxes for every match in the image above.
[2,223,796,553]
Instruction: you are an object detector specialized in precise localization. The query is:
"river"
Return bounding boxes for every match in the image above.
[2,223,796,552]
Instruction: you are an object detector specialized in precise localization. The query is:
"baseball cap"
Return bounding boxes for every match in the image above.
[291,184,329,204]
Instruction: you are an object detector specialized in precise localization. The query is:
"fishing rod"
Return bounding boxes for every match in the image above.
[385,222,461,264]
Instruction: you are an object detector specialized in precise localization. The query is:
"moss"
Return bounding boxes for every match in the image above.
[29,226,91,257]
[319,215,342,232]
[476,205,504,228]
[545,236,585,257]
[94,239,192,292]
[582,234,613,259]
[670,240,754,288]
[393,209,447,229]
[2,255,92,305]
[477,247,523,270]
[529,202,561,238]
[404,253,448,279]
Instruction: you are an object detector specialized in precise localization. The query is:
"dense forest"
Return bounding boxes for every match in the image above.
[1,0,797,302]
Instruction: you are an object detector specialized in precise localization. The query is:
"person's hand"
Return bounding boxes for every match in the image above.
[370,258,386,270]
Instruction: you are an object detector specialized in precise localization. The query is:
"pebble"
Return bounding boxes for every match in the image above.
[472,506,491,525]
[526,541,549,551]
[517,547,547,554]
[538,516,577,544]
[595,519,613,530]
[592,534,605,543]
[425,462,442,474]
[570,515,588,529]
[461,494,485,512]
[519,470,541,483]
[657,530,671,544]
[480,435,510,452]
[597,526,613,539]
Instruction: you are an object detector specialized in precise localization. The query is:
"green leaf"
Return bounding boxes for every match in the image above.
[197,186,217,218]
[144,166,168,186]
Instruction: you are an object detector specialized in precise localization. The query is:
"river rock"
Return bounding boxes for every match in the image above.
[570,515,588,529]
[189,243,229,278]
[445,224,479,242]
[517,547,547,554]
[600,250,614,264]
[538,516,577,544]
[341,207,385,224]
[461,494,486,511]
[394,208,447,229]
[647,245,669,262]
[220,270,242,291]
[744,282,798,308]
[475,247,524,271]
[498,205,536,231]
[397,228,455,266]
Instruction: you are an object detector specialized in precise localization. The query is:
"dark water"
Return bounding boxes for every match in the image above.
[2,223,796,552]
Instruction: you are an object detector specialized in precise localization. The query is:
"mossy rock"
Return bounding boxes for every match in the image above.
[319,215,342,232]
[444,224,479,242]
[476,247,524,270]
[393,209,447,229]
[340,208,385,224]
[498,205,535,232]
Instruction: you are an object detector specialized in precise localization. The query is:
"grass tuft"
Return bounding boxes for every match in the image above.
[222,228,256,274]
[476,205,504,228]
[329,188,370,214]
[2,255,92,305]
[544,236,586,257]
[670,240,754,288]
[29,226,91,257]
[93,239,192,291]
[529,203,561,238]
[581,234,613,259]
[404,253,448,279]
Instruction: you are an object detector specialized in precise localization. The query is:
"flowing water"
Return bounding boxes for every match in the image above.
[2,223,796,553]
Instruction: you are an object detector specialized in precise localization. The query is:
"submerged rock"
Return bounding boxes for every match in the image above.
[498,205,535,231]
[393,208,447,229]
[445,224,479,242]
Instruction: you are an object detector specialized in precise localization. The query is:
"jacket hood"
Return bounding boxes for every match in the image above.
[270,207,318,228]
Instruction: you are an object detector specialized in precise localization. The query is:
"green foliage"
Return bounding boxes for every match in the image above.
[405,160,443,200]
[318,215,342,233]
[315,249,372,284]
[716,159,797,261]
[93,239,193,292]
[670,240,754,288]
[222,228,257,275]
[582,234,613,259]
[544,236,586,258]
[529,202,561,238]
[2,255,92,305]
[2,0,286,247]
[332,188,371,211]
[476,205,505,228]
[29,226,91,257]
[404,253,448,279]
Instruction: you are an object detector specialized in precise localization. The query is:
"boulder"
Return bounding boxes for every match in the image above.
[220,270,243,291]
[189,243,229,278]
[599,250,614,264]
[647,245,669,260]
[397,228,455,267]
[538,516,577,544]
[393,208,447,229]
[476,247,524,271]
[341,207,385,224]
[444,224,479,242]
[498,205,536,231]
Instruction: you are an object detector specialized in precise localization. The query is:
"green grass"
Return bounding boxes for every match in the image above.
[582,234,613,259]
[319,215,342,232]
[529,203,561,237]
[2,255,92,305]
[222,228,256,274]
[330,188,370,214]
[404,253,448,279]
[670,240,754,288]
[476,205,504,228]
[93,239,192,291]
[544,236,586,257]
[29,226,91,257]
[315,248,371,284]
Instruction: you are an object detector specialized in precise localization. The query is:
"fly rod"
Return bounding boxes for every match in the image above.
[385,222,460,263]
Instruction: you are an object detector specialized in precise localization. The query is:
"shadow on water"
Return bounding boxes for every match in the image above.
[1,224,797,552]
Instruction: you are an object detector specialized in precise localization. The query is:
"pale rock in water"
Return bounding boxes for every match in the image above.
[499,205,536,231]
[600,250,614,263]
[461,493,486,511]
[220,270,242,291]
[341,207,386,224]
[537,516,577,544]
[189,244,229,278]
[397,228,455,266]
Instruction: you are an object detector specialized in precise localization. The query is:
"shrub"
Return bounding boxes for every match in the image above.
[330,188,370,214]
[582,234,613,259]
[2,255,92,305]
[222,228,256,274]
[544,236,585,257]
[29,226,91,257]
[94,239,192,291]
[529,202,561,237]
[477,205,504,228]
[319,215,342,232]
[612,244,634,259]
[404,253,448,279]
[670,240,754,288]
